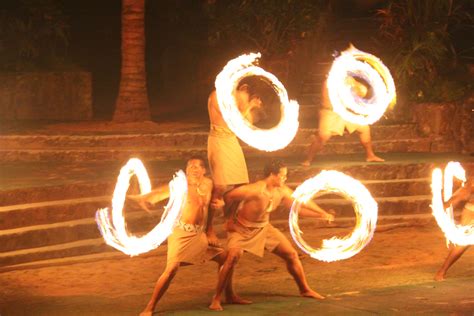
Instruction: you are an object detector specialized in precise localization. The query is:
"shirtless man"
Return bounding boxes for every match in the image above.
[434,177,474,281]
[207,83,263,246]
[209,159,335,311]
[130,157,243,315]
[301,76,384,166]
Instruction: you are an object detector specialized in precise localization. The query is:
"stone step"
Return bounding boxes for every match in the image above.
[0,133,209,149]
[0,180,117,207]
[0,237,114,268]
[0,208,162,253]
[0,194,434,253]
[0,124,420,149]
[249,138,456,157]
[1,157,472,207]
[0,197,109,230]
[0,213,437,270]
[0,177,433,231]
[288,160,474,182]
[288,178,432,199]
[0,137,457,163]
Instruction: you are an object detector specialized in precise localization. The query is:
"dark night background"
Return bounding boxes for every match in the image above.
[65,0,213,119]
[0,0,472,120]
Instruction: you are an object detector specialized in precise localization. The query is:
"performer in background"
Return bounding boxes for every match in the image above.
[301,76,384,166]
[209,159,334,311]
[434,177,473,281]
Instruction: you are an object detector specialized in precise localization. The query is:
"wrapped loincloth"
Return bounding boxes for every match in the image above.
[226,217,287,257]
[167,220,224,265]
[207,124,249,186]
[319,108,362,136]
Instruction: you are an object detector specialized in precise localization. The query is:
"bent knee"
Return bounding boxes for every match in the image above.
[227,249,243,265]
[164,264,179,277]
[283,250,299,262]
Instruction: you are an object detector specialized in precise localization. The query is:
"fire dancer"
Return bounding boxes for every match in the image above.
[434,177,473,281]
[301,76,384,166]
[129,157,243,315]
[207,83,263,246]
[209,159,334,311]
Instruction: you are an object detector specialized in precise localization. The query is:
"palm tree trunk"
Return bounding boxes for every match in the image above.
[113,0,151,122]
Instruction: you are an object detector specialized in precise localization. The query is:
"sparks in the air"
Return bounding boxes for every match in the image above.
[290,170,378,262]
[326,45,396,125]
[215,52,299,152]
[96,158,188,256]
[431,161,473,246]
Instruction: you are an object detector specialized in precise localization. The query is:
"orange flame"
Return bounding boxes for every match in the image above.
[290,170,378,262]
[96,158,188,256]
[215,53,299,151]
[326,45,396,125]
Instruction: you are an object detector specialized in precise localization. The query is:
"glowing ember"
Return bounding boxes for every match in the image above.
[96,158,187,256]
[215,52,299,152]
[431,161,473,246]
[290,170,378,262]
[326,45,396,125]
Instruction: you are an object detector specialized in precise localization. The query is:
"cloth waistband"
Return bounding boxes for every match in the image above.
[236,215,268,228]
[209,124,235,137]
[175,220,204,233]
[465,202,474,212]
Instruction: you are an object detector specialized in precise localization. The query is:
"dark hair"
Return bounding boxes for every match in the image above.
[263,159,286,177]
[238,77,264,101]
[186,156,207,169]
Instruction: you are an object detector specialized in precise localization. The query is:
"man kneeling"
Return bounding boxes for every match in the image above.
[209,159,335,311]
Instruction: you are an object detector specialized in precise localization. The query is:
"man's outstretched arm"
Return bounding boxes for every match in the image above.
[128,184,170,213]
[281,185,334,222]
[444,179,472,208]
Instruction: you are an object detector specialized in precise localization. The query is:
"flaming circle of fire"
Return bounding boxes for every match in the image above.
[215,53,299,151]
[326,45,396,125]
[95,158,187,256]
[431,162,473,246]
[290,170,378,262]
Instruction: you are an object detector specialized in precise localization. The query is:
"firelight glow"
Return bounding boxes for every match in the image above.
[431,161,473,246]
[215,52,299,151]
[95,158,187,256]
[326,45,396,125]
[290,170,378,262]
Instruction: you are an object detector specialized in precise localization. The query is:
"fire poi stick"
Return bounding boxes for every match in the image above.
[290,170,378,262]
[215,52,299,151]
[96,158,187,256]
[431,161,473,246]
[326,45,396,125]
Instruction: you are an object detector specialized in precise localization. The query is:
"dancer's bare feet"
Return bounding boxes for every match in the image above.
[434,271,446,281]
[366,155,385,162]
[301,289,325,300]
[209,297,223,311]
[225,295,252,305]
[139,311,153,316]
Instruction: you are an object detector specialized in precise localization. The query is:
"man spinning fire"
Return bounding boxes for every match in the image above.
[301,76,384,166]
[207,82,263,244]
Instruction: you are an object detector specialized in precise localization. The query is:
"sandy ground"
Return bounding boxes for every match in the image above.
[0,222,473,315]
